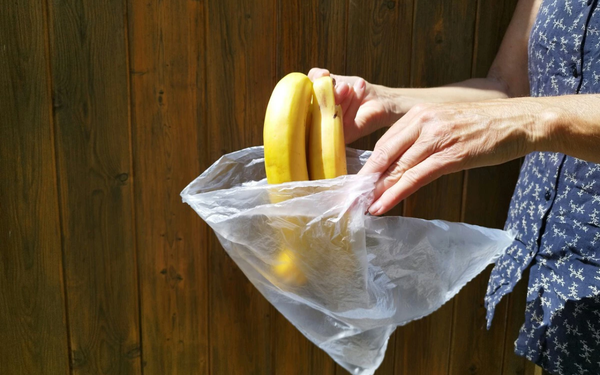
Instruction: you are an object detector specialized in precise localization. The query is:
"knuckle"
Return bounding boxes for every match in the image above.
[370,145,391,167]
[383,161,406,181]
[400,169,424,186]
[429,125,447,140]
[411,103,429,113]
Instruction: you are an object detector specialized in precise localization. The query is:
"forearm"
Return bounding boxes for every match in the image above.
[402,77,510,108]
[377,77,514,127]
[534,94,600,163]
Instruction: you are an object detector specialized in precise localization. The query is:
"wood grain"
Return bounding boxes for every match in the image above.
[2,0,541,373]
[410,0,477,88]
[206,0,276,373]
[450,167,519,375]
[471,0,520,79]
[47,0,142,372]
[278,0,347,77]
[127,0,209,373]
[276,1,347,373]
[469,2,533,373]
[346,0,414,152]
[346,1,415,373]
[0,3,70,374]
[450,166,519,375]
[395,0,477,374]
[448,0,528,373]
[346,0,413,88]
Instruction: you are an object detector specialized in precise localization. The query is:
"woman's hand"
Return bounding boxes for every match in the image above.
[359,98,554,215]
[308,68,407,143]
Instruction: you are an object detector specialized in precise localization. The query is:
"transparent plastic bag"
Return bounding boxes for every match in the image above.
[181,146,513,375]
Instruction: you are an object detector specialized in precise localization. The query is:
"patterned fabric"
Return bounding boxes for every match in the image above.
[484,0,600,374]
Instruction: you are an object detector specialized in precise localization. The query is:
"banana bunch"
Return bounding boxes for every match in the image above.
[263,72,348,286]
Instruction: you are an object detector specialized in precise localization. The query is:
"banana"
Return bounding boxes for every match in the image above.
[263,72,313,286]
[263,74,350,289]
[308,76,347,180]
[272,248,307,286]
[263,72,313,185]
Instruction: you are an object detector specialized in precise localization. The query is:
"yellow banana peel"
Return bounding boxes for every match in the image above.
[263,73,348,288]
[263,72,312,185]
[309,76,348,180]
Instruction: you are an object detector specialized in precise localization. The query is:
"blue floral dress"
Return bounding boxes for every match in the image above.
[485,0,600,374]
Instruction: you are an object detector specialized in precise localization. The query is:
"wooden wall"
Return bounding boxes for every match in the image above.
[1,0,540,374]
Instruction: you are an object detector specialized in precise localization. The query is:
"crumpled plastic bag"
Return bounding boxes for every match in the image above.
[181,146,514,375]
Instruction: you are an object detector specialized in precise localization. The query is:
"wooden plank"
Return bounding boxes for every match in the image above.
[472,1,534,373]
[346,0,414,153]
[395,0,478,374]
[450,164,519,375]
[471,1,534,373]
[47,0,142,373]
[346,1,415,373]
[206,0,276,373]
[276,1,347,373]
[449,0,527,373]
[346,0,413,89]
[410,0,477,88]
[127,0,209,373]
[0,3,70,375]
[278,0,347,76]
[471,0,520,79]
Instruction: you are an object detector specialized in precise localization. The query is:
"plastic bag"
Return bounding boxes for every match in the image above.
[181,146,513,375]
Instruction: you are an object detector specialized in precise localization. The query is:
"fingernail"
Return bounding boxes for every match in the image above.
[369,201,382,216]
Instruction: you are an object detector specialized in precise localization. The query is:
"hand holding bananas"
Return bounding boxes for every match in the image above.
[308,68,407,144]
[307,68,600,217]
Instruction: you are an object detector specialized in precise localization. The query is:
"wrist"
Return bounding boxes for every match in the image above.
[532,100,566,153]
[380,87,420,122]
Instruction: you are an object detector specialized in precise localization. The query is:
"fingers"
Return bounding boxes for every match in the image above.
[335,81,351,105]
[358,121,420,176]
[342,79,366,129]
[368,156,450,215]
[308,67,330,81]
[308,68,363,106]
[371,136,434,201]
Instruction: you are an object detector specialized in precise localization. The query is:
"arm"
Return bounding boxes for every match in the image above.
[537,95,600,163]
[393,0,541,108]
[309,0,541,143]
[357,0,559,215]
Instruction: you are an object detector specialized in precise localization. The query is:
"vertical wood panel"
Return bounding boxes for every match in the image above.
[346,1,415,373]
[395,0,477,374]
[276,1,346,373]
[346,0,413,86]
[452,166,515,375]
[128,0,209,373]
[1,0,540,373]
[473,2,533,374]
[346,0,414,157]
[48,0,142,372]
[278,0,347,76]
[206,0,276,373]
[410,0,477,88]
[450,0,528,373]
[0,3,70,374]
[471,0,519,79]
